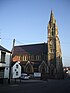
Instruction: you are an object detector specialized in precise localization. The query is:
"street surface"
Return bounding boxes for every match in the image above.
[0,79,70,93]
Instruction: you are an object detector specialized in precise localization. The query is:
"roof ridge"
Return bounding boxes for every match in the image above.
[14,42,47,47]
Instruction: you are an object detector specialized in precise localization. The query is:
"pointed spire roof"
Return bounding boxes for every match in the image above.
[50,10,55,24]
[50,10,54,19]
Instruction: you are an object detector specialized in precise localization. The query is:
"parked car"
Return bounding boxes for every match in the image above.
[20,73,30,80]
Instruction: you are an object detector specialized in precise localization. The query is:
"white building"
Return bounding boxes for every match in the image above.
[12,61,21,78]
[0,45,11,79]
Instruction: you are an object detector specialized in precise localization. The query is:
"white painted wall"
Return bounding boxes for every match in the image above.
[12,62,21,78]
[0,50,11,78]
[0,51,1,62]
[5,52,11,66]
[4,66,9,78]
[4,52,11,78]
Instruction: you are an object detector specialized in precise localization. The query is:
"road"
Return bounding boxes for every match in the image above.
[0,79,70,93]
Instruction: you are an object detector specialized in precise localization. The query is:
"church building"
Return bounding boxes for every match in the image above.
[12,11,63,79]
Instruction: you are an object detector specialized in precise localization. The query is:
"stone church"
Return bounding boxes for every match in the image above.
[12,11,63,79]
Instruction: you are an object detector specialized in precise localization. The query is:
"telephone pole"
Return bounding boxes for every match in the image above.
[8,39,15,84]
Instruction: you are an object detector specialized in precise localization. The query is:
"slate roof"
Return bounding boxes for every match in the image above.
[13,43,48,56]
[0,45,11,53]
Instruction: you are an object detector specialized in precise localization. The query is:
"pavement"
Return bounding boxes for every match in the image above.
[0,79,70,93]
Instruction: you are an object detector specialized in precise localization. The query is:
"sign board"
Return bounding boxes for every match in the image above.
[34,72,41,77]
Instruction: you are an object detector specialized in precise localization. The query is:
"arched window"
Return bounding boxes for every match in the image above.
[39,61,47,73]
[52,28,55,36]
[41,66,46,73]
[25,62,34,73]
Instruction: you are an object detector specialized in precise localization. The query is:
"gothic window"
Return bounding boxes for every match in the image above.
[41,66,45,73]
[25,56,27,61]
[36,55,40,61]
[25,64,33,73]
[23,55,28,61]
[52,28,54,36]
[54,24,55,28]
[27,65,31,73]
[23,56,25,61]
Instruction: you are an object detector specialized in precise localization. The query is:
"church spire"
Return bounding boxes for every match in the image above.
[47,10,63,75]
[50,10,54,19]
[48,10,58,37]
[50,10,55,24]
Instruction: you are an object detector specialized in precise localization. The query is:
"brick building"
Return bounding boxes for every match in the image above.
[12,11,63,79]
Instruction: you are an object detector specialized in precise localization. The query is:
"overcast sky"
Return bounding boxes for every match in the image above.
[0,0,70,66]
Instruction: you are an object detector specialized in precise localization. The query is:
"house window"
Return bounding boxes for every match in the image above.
[16,72,18,76]
[6,68,8,70]
[16,64,18,68]
[0,68,4,78]
[1,52,6,62]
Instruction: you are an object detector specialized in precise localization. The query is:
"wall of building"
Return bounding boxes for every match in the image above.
[0,50,11,79]
[12,62,21,78]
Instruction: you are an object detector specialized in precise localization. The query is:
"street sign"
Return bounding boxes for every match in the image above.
[34,72,41,77]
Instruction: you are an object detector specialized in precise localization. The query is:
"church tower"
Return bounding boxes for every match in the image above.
[47,10,63,78]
